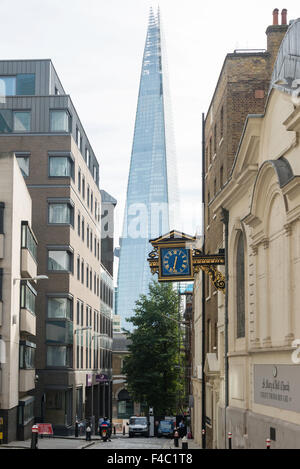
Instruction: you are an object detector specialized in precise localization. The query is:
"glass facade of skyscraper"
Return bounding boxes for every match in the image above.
[116,8,180,330]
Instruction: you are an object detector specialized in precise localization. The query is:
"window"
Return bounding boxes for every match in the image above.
[78,168,81,192]
[82,218,85,241]
[77,213,80,236]
[220,106,224,139]
[0,203,4,235]
[214,124,217,154]
[236,231,245,338]
[81,260,84,284]
[0,268,3,302]
[20,282,37,314]
[0,76,16,95]
[87,185,90,208]
[21,222,37,261]
[49,155,74,178]
[0,74,35,97]
[220,165,224,188]
[50,110,70,132]
[48,297,73,320]
[48,249,73,272]
[18,397,35,426]
[77,256,80,280]
[76,127,82,151]
[76,300,83,325]
[82,176,85,199]
[48,202,74,225]
[0,110,12,132]
[13,111,31,132]
[19,341,36,369]
[93,166,97,182]
[207,191,210,223]
[86,265,89,288]
[16,153,30,177]
[16,74,35,95]
[46,321,73,344]
[47,346,72,367]
[85,148,90,167]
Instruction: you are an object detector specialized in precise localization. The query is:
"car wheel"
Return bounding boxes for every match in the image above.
[129,433,133,438]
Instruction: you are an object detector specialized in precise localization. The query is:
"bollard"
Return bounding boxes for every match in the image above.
[228,432,232,449]
[31,425,39,449]
[266,438,271,450]
[86,425,91,441]
[123,426,125,436]
[114,425,116,435]
[174,429,179,448]
[182,436,188,450]
[75,420,79,438]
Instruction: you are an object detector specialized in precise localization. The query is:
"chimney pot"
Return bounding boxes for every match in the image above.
[281,9,287,25]
[273,8,279,25]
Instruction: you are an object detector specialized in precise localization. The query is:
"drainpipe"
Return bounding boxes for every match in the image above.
[201,113,206,449]
[221,208,229,448]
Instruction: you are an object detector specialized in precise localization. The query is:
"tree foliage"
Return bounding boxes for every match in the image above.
[122,281,182,416]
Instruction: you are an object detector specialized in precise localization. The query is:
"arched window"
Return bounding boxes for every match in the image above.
[236,231,245,338]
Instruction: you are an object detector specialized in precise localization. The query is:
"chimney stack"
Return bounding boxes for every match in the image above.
[273,8,279,25]
[281,9,287,25]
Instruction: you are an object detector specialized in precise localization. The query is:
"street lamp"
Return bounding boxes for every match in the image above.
[13,275,48,285]
[74,326,92,334]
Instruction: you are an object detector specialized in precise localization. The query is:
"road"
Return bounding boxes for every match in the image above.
[87,435,171,450]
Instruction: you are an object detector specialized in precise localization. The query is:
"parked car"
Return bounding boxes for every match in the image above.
[128,416,149,438]
[157,419,175,438]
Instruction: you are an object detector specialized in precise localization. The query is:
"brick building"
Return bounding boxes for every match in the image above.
[192,9,289,448]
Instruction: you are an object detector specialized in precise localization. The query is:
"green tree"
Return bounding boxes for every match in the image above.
[122,281,182,416]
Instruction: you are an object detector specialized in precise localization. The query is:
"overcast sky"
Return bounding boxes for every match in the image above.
[1,0,299,241]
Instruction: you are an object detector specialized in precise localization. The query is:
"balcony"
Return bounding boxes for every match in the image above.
[19,369,35,392]
[21,222,37,279]
[20,308,36,336]
[21,248,37,279]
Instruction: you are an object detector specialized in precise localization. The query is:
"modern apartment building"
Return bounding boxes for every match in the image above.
[0,59,113,436]
[0,152,38,442]
[192,9,289,448]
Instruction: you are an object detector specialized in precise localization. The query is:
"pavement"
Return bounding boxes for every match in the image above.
[163,438,201,450]
[0,434,201,450]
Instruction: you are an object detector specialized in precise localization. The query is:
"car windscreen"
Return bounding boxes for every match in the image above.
[160,421,172,428]
[130,418,147,425]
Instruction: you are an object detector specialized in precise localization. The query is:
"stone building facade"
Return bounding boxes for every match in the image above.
[192,9,289,448]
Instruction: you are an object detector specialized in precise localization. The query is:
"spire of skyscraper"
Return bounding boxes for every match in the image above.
[116,8,180,330]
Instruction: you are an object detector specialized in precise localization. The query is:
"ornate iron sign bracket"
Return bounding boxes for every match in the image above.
[147,231,225,293]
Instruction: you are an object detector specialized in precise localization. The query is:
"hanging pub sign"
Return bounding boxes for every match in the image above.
[148,230,226,293]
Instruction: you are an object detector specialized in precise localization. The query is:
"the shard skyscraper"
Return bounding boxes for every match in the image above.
[116,8,180,329]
